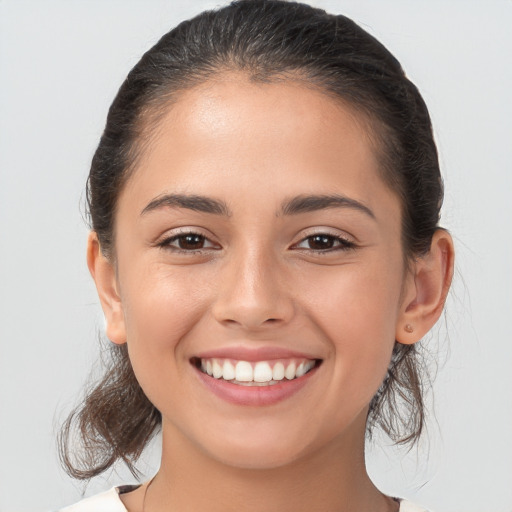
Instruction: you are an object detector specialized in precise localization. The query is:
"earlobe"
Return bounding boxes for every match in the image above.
[396,229,454,345]
[87,231,127,345]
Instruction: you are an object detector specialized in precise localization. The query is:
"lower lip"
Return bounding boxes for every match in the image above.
[193,364,319,406]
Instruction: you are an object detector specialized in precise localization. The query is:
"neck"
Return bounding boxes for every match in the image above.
[144,412,396,512]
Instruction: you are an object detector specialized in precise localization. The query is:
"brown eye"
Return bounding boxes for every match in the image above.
[177,234,206,250]
[307,235,336,250]
[159,231,218,252]
[294,233,356,253]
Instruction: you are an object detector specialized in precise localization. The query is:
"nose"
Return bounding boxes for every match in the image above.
[211,245,295,331]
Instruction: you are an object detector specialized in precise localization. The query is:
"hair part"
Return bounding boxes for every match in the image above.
[61,0,444,479]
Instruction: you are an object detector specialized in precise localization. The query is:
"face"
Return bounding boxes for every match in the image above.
[106,74,412,469]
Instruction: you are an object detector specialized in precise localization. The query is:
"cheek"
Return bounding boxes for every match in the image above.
[119,262,213,372]
[303,255,403,333]
[302,258,402,396]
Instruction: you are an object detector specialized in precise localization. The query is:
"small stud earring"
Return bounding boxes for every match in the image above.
[404,324,414,333]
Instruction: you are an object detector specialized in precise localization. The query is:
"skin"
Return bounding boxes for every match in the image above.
[89,73,454,512]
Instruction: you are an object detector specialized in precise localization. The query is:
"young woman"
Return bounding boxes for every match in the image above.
[59,1,454,511]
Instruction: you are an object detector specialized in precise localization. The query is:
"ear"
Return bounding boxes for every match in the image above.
[396,229,454,344]
[87,231,127,345]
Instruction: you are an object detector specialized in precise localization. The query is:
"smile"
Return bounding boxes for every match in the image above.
[196,358,318,386]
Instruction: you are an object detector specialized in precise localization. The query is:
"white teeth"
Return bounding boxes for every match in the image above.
[284,362,296,380]
[199,358,317,383]
[234,381,278,387]
[254,362,273,382]
[212,360,223,379]
[222,360,236,380]
[235,361,253,382]
[272,362,285,381]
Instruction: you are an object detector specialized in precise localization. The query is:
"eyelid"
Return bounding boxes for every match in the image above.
[156,227,221,252]
[155,227,357,254]
[291,228,357,252]
[294,227,356,243]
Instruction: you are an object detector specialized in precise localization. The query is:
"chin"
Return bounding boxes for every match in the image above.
[190,419,328,471]
[205,441,306,471]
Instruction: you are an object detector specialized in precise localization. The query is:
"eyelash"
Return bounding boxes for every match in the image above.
[293,233,356,254]
[157,230,357,255]
[157,231,218,254]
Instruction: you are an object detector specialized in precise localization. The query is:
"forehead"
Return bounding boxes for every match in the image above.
[149,74,375,162]
[120,73,400,221]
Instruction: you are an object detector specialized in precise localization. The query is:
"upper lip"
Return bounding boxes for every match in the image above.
[193,345,321,362]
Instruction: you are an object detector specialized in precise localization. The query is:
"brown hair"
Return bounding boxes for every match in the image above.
[59,0,443,479]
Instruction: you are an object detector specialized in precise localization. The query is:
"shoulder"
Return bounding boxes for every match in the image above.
[58,486,138,512]
[58,488,428,512]
[399,499,432,512]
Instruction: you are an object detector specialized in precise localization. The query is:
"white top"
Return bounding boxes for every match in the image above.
[59,486,430,512]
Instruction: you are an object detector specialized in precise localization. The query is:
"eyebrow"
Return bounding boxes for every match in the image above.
[141,194,232,217]
[140,193,375,220]
[279,194,375,219]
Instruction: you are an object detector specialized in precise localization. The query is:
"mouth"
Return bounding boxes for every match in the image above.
[191,357,321,387]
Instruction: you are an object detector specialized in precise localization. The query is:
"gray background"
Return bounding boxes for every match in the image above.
[1,1,511,511]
